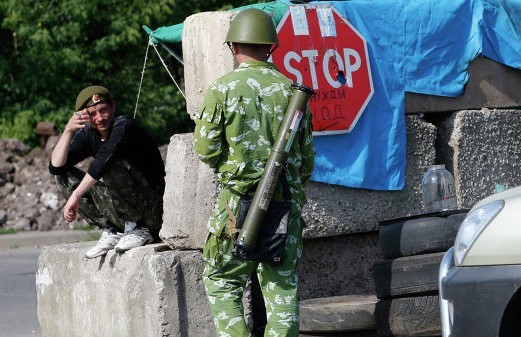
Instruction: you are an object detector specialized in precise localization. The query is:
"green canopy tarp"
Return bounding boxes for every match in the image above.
[142,0,290,62]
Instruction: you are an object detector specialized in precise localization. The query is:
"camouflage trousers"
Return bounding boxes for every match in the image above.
[55,160,163,239]
[203,187,303,337]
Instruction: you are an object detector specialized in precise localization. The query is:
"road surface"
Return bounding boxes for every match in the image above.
[0,247,42,337]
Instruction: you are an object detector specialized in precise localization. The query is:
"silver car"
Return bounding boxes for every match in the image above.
[440,186,521,337]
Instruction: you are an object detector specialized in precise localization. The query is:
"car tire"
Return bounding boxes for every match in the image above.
[373,252,444,299]
[499,292,521,337]
[379,213,467,259]
[299,295,377,333]
[375,295,441,337]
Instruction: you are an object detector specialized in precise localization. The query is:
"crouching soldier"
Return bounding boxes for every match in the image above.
[49,85,165,258]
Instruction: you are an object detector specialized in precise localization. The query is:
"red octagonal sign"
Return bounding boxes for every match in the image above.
[271,5,374,135]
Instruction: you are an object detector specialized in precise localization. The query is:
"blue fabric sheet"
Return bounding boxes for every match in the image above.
[403,0,521,96]
[480,0,521,68]
[403,0,482,96]
[303,0,521,190]
[305,0,407,190]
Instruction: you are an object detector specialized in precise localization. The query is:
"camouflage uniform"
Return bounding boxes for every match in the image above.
[194,60,315,336]
[55,160,163,239]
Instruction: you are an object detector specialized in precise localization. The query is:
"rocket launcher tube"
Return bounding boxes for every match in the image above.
[233,83,314,254]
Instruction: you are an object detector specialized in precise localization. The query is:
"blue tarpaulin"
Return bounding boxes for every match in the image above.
[146,0,521,190]
[305,0,406,190]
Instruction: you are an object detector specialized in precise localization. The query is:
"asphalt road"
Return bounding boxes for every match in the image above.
[0,247,43,337]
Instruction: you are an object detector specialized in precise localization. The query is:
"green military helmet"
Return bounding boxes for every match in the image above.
[225,8,278,45]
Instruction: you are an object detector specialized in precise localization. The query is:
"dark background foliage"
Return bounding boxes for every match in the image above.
[0,0,263,146]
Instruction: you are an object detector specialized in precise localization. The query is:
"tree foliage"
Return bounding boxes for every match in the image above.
[0,0,263,146]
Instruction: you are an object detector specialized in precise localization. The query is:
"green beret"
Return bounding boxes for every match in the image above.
[75,85,111,111]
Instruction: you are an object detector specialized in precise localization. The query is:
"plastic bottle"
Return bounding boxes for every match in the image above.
[422,164,457,213]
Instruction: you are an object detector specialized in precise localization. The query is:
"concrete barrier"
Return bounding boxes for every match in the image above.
[160,133,216,249]
[182,11,235,118]
[439,108,521,207]
[36,242,213,337]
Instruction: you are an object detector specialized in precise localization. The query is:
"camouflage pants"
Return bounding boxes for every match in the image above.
[55,160,163,239]
[203,187,303,337]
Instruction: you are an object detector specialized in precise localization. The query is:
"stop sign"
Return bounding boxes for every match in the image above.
[271,5,374,135]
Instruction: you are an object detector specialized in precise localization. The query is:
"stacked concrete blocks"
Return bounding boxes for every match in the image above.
[182,11,235,119]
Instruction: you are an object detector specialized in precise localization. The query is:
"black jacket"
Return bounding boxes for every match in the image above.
[49,113,165,194]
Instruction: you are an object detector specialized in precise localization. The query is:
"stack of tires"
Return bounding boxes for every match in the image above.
[372,211,468,337]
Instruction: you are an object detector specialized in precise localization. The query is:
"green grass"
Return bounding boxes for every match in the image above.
[72,224,95,231]
[0,228,18,235]
[85,231,101,241]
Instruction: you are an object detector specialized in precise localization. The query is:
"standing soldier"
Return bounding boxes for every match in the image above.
[193,8,315,337]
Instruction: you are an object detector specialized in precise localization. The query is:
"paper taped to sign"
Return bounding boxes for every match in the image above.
[290,6,309,35]
[317,7,336,37]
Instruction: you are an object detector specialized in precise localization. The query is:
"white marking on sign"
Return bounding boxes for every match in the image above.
[317,7,336,37]
[283,48,362,90]
[290,6,309,36]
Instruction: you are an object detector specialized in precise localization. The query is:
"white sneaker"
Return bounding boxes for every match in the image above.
[114,221,154,253]
[85,228,124,259]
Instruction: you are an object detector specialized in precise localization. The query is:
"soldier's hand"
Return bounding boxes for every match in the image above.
[64,108,88,134]
[63,194,80,222]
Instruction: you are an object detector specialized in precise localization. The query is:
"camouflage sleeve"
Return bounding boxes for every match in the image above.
[299,108,315,185]
[193,89,225,169]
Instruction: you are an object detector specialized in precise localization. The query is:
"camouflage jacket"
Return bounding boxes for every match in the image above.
[194,60,315,206]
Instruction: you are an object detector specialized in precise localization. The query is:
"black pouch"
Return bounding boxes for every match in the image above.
[233,174,292,265]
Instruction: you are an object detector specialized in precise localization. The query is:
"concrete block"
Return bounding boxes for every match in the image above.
[182,11,235,118]
[438,108,521,208]
[302,115,437,238]
[161,133,217,249]
[406,56,521,113]
[36,243,213,337]
[170,10,235,249]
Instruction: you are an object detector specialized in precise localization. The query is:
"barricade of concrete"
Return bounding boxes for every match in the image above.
[161,133,216,249]
[36,242,380,337]
[36,242,213,337]
[183,11,235,118]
